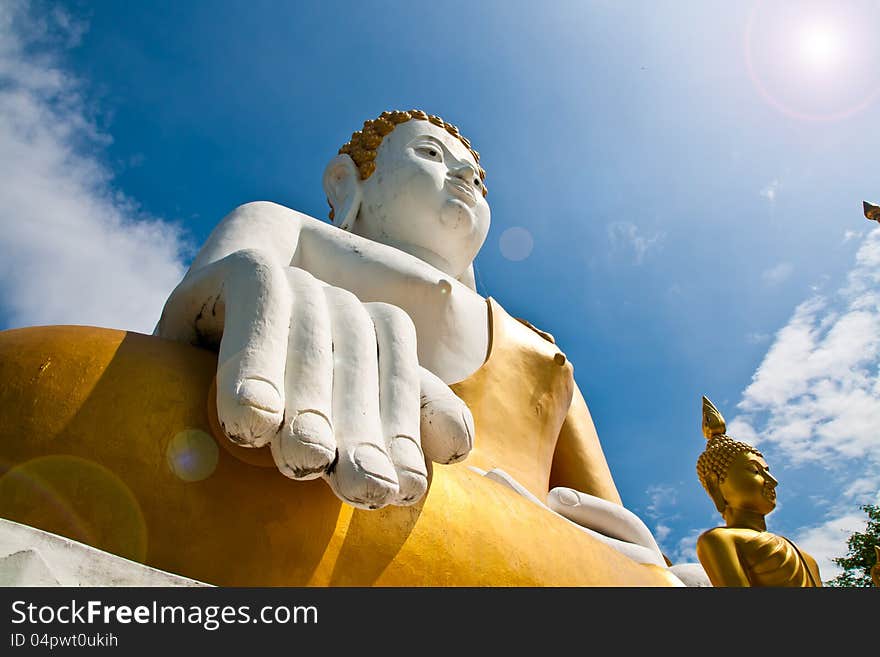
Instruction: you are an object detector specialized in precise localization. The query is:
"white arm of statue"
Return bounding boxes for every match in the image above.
[156,202,474,509]
[474,467,667,567]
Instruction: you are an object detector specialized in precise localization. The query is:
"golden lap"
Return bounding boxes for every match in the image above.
[0,326,678,586]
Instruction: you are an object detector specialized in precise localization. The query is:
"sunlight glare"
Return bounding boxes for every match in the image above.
[797,23,842,73]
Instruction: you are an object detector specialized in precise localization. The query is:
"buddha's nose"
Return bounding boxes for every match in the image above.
[450,160,481,188]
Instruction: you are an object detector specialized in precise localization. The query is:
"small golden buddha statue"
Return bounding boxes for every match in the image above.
[695,397,822,587]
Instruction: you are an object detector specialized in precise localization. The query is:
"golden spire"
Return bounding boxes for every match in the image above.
[701,395,726,439]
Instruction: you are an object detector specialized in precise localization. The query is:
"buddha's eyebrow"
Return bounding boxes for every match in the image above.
[412,135,447,149]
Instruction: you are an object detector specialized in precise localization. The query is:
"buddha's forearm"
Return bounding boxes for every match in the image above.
[189,201,303,273]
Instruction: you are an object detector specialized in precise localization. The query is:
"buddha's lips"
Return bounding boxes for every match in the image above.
[445,178,477,206]
[763,483,777,504]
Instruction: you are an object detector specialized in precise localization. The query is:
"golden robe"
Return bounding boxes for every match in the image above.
[0,299,678,586]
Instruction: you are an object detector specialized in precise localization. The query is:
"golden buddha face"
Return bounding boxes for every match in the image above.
[355,118,491,278]
[718,451,778,516]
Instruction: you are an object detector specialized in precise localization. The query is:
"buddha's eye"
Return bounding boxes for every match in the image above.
[416,145,442,161]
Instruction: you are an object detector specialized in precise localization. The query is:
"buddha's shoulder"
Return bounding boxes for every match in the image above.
[513,316,556,344]
[697,526,763,549]
[218,201,326,232]
[486,300,556,345]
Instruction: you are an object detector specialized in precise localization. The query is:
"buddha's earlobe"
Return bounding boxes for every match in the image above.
[705,473,727,515]
[323,154,362,232]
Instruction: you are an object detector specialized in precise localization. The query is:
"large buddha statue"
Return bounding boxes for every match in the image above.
[0,110,682,586]
[695,397,822,587]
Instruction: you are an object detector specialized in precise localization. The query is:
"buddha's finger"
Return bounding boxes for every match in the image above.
[365,302,427,506]
[270,268,336,480]
[210,249,290,448]
[418,368,474,465]
[547,487,663,555]
[322,288,399,509]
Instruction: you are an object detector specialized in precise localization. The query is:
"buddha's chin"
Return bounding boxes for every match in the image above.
[439,198,476,231]
[763,484,777,505]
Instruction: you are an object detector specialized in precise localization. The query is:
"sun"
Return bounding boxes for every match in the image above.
[745,2,880,121]
[796,22,843,73]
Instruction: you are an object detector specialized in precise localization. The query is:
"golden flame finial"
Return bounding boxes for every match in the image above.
[701,395,726,440]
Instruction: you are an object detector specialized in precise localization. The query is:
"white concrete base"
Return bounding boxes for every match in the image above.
[0,518,209,587]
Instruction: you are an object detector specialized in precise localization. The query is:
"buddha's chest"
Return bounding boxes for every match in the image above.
[741,532,816,587]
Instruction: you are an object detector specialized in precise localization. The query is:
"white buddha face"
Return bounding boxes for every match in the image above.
[353,119,491,279]
[720,451,778,516]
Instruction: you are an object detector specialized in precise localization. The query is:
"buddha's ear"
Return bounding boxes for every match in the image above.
[705,473,727,515]
[323,154,362,232]
[457,265,477,292]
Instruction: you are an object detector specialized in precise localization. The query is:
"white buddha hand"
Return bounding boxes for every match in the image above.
[478,468,666,566]
[546,487,666,566]
[156,255,474,510]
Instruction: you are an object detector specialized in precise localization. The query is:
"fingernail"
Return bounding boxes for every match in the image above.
[391,436,426,474]
[291,411,334,450]
[555,489,580,506]
[235,378,282,413]
[462,410,475,451]
[353,443,397,482]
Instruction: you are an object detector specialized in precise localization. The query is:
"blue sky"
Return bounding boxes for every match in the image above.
[1,0,879,579]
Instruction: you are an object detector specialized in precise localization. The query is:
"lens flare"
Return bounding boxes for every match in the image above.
[797,23,842,72]
[0,455,148,562]
[166,429,220,482]
[744,1,880,121]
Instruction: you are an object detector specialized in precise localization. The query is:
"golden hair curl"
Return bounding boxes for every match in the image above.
[329,109,487,221]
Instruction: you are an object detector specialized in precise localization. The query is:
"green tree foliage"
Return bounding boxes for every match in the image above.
[826,504,880,587]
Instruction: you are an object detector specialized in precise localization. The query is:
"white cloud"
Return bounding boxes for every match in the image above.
[669,528,702,564]
[761,262,793,286]
[607,221,664,265]
[725,416,762,447]
[645,484,677,519]
[746,331,771,344]
[843,229,863,243]
[0,1,189,333]
[653,523,671,545]
[760,179,779,202]
[792,512,868,582]
[734,231,880,467]
[843,478,880,500]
